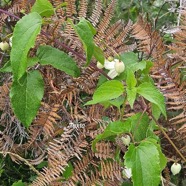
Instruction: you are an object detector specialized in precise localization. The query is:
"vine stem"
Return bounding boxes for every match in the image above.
[0,9,20,20]
[151,115,186,162]
[0,8,112,80]
[139,98,186,163]
[0,151,41,175]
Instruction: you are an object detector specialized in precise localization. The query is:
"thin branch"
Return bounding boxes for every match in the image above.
[0,9,20,20]
[0,151,41,175]
[151,115,186,162]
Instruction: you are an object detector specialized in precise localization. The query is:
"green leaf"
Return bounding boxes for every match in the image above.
[31,0,54,17]
[141,60,153,74]
[27,57,39,68]
[85,80,124,105]
[131,60,146,72]
[73,18,95,65]
[37,161,48,169]
[92,119,132,151]
[0,57,39,73]
[37,45,80,77]
[126,88,136,109]
[120,52,138,68]
[137,82,167,118]
[93,45,105,65]
[147,138,167,171]
[10,12,42,80]
[10,70,44,127]
[126,69,137,89]
[124,141,161,186]
[85,19,97,35]
[12,180,25,186]
[0,60,12,72]
[120,53,148,72]
[131,113,149,142]
[152,103,161,120]
[63,162,73,179]
[108,96,125,110]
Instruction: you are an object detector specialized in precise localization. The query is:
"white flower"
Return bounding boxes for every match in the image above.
[121,135,131,146]
[105,59,125,79]
[171,163,181,175]
[122,167,132,179]
[0,41,9,51]
[97,58,125,79]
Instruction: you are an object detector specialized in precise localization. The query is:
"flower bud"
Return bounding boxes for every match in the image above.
[121,135,131,146]
[108,56,114,61]
[0,42,9,51]
[96,62,104,69]
[114,59,125,74]
[171,163,181,175]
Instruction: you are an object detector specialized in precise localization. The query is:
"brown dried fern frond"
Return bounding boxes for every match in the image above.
[50,0,65,18]
[103,19,133,57]
[99,160,122,181]
[31,127,75,186]
[0,83,10,111]
[78,0,88,18]
[132,16,166,62]
[97,0,116,35]
[64,0,77,18]
[88,0,102,27]
[65,153,96,185]
[32,103,61,137]
[94,142,115,160]
[75,66,98,94]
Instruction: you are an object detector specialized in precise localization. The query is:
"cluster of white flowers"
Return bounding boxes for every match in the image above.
[97,58,125,79]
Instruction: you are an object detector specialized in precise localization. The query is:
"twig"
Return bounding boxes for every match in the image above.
[0,151,41,175]
[162,176,177,186]
[0,9,20,20]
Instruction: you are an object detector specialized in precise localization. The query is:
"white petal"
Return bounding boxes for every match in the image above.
[107,68,119,79]
[114,59,119,63]
[104,60,115,70]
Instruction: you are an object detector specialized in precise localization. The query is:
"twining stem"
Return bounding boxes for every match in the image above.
[119,93,127,120]
[138,98,186,162]
[0,9,20,20]
[0,151,41,175]
[150,114,186,162]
